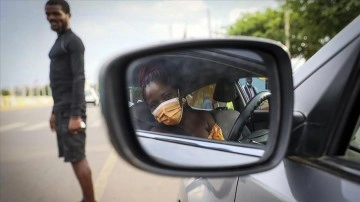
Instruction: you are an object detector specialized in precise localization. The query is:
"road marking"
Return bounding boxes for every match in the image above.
[94,149,118,201]
[0,122,27,133]
[21,122,48,131]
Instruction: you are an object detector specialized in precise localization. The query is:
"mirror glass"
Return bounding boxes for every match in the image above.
[126,48,274,168]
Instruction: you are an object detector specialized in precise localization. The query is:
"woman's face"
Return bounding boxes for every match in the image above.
[144,81,178,112]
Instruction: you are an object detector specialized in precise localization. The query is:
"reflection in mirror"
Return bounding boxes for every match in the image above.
[126,48,273,168]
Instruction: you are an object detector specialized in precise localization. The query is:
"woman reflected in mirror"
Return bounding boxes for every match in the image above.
[139,65,224,140]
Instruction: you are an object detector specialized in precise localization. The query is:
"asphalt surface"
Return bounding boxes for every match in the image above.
[0,106,180,202]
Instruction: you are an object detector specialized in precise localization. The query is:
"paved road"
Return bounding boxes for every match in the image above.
[0,106,181,202]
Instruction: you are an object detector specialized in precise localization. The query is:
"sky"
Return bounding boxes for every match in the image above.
[0,0,280,89]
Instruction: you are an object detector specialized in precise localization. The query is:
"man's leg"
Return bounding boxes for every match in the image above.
[72,158,95,202]
[59,110,94,201]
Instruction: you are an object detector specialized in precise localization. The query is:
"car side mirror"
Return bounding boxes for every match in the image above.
[99,38,293,177]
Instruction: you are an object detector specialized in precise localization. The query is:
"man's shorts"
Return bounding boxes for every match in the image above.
[55,110,86,163]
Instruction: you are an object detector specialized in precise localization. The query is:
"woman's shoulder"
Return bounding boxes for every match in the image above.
[190,109,215,126]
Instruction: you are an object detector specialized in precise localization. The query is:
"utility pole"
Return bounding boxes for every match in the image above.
[169,24,172,39]
[284,0,290,49]
[183,24,187,39]
[207,9,212,38]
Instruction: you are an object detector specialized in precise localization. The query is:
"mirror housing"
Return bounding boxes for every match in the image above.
[99,38,293,177]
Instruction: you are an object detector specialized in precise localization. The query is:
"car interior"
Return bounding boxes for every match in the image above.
[127,48,271,144]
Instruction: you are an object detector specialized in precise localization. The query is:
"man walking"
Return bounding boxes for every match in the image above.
[45,1,95,201]
[243,77,257,102]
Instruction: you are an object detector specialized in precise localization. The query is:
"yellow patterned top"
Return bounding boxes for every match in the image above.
[208,123,225,140]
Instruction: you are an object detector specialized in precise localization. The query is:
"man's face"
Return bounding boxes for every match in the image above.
[45,5,70,33]
[246,77,252,85]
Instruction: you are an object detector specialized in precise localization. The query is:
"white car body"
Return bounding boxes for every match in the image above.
[85,88,99,106]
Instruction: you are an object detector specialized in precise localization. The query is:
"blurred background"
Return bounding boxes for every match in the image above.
[2,0,358,109]
[0,1,359,201]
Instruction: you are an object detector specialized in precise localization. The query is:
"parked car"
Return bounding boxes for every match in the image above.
[85,88,100,106]
[99,16,360,201]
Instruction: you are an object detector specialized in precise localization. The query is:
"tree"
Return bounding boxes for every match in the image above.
[227,0,360,59]
[1,89,11,96]
[228,9,284,43]
[45,85,51,96]
[227,7,305,58]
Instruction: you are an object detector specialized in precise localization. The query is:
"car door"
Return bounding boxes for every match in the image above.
[179,177,239,202]
[103,18,360,202]
[234,16,360,202]
[178,80,247,202]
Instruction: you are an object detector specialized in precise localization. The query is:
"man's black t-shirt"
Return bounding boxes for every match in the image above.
[49,29,85,116]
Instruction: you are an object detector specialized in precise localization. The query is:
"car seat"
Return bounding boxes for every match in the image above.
[129,101,159,131]
[211,79,241,140]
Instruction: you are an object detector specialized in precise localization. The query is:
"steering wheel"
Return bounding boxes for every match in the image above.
[227,91,271,142]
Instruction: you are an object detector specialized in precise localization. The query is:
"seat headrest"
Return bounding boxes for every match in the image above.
[213,79,238,102]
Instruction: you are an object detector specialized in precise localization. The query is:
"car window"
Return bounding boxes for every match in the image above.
[128,87,143,104]
[85,90,92,96]
[186,77,271,111]
[238,77,270,110]
[186,84,235,110]
[344,114,360,163]
[350,115,360,150]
